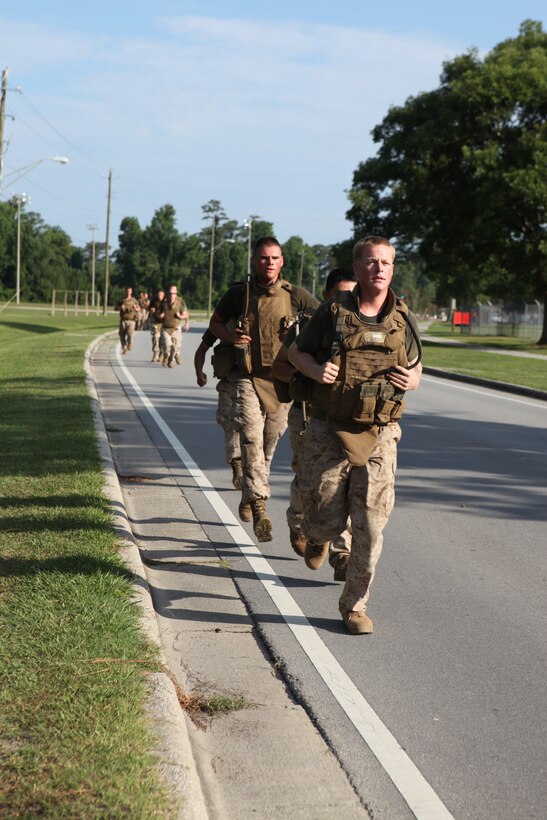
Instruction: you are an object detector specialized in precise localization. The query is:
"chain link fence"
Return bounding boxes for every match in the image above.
[455,302,544,339]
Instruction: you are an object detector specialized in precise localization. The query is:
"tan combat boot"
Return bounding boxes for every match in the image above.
[231,458,243,491]
[251,499,272,542]
[340,608,373,635]
[289,528,307,557]
[304,540,329,570]
[238,499,252,522]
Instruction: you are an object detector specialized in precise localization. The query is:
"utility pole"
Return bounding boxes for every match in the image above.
[207,214,217,319]
[15,193,27,305]
[87,223,98,307]
[0,67,9,192]
[298,245,305,287]
[244,217,253,278]
[103,169,112,316]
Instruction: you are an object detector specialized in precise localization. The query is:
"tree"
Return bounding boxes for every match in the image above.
[115,217,144,286]
[345,20,547,341]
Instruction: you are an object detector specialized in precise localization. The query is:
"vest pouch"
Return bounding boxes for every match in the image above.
[290,372,314,403]
[375,397,406,424]
[273,376,291,403]
[234,344,252,375]
[347,382,377,425]
[211,344,235,379]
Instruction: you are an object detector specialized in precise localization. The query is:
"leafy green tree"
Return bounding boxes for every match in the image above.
[115,217,144,286]
[142,204,182,285]
[345,20,547,341]
[0,201,17,298]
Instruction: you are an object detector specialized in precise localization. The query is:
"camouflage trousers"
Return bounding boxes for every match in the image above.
[161,327,182,362]
[302,419,401,614]
[151,323,164,358]
[287,405,351,554]
[136,309,149,331]
[232,376,289,503]
[119,320,136,351]
[216,378,241,464]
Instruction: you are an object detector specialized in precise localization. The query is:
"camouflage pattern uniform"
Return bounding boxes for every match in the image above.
[295,287,419,616]
[149,295,164,362]
[280,319,352,557]
[161,296,187,366]
[213,276,318,506]
[117,295,139,353]
[302,417,400,613]
[202,328,241,465]
[136,292,150,330]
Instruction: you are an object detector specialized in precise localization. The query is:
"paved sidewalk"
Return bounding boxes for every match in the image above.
[88,336,367,819]
[421,334,547,360]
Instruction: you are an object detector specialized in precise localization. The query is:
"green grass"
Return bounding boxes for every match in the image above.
[0,305,544,812]
[422,343,547,391]
[424,320,546,353]
[422,321,547,392]
[0,308,172,817]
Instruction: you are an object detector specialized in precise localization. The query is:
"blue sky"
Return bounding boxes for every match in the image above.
[0,2,544,249]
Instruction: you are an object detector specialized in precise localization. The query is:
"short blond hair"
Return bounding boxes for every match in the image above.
[353,235,396,262]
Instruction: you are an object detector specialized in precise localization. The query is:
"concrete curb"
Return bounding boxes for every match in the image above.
[84,333,209,820]
[423,365,547,402]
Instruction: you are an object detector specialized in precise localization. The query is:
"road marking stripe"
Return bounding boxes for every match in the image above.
[116,350,454,820]
[422,375,546,407]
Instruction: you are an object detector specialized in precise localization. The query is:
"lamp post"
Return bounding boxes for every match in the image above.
[243,218,253,278]
[6,156,69,305]
[2,155,69,192]
[87,224,98,307]
[207,215,217,319]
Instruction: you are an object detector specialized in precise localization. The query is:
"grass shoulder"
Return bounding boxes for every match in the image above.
[0,309,173,816]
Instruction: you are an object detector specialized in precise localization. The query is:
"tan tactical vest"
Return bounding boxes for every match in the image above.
[238,278,294,377]
[308,288,410,426]
[120,297,138,321]
[161,297,185,330]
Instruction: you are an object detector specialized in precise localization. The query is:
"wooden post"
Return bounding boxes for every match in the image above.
[64,291,68,317]
[96,291,101,315]
[51,289,56,317]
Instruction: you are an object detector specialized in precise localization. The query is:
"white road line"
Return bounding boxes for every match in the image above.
[422,375,546,407]
[116,350,454,820]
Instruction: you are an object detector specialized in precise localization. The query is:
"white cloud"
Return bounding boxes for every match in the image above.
[0,13,463,244]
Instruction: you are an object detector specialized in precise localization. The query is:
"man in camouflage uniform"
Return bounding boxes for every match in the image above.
[272,268,356,568]
[115,285,140,354]
[158,285,189,367]
[136,291,150,330]
[288,237,422,634]
[209,236,318,542]
[194,328,243,490]
[149,287,165,362]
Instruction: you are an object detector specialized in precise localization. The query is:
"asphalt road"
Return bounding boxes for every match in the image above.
[114,324,547,820]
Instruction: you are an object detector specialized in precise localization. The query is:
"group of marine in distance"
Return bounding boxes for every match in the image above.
[115,284,189,367]
[116,235,423,635]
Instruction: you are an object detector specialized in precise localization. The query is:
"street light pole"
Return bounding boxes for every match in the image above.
[207,215,217,319]
[87,224,98,307]
[244,218,254,278]
[1,155,69,192]
[103,169,112,316]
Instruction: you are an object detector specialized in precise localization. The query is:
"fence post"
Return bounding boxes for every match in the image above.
[51,289,56,317]
[63,291,68,317]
